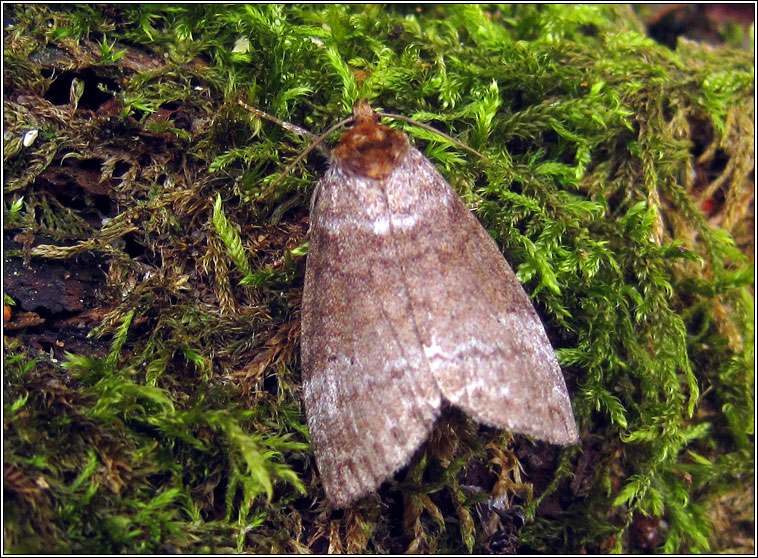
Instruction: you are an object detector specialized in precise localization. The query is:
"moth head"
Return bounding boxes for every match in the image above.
[332,99,409,180]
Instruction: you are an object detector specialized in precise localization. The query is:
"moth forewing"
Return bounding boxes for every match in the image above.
[296,100,577,506]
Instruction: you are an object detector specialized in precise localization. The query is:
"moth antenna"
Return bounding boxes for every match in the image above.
[376,111,487,161]
[237,99,319,141]
[277,116,353,182]
[237,101,484,200]
[238,99,355,197]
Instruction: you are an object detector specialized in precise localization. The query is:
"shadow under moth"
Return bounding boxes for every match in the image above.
[244,99,578,508]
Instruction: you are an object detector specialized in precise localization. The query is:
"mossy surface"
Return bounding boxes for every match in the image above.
[3,4,753,553]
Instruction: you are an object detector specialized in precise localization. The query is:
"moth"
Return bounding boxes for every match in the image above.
[247,99,579,507]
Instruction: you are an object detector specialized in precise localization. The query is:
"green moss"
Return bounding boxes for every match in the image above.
[3,4,753,554]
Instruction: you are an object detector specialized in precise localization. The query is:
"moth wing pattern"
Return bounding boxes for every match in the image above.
[384,147,578,445]
[301,162,442,507]
[300,100,578,508]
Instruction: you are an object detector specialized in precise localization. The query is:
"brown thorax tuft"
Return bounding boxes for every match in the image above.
[332,100,409,180]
